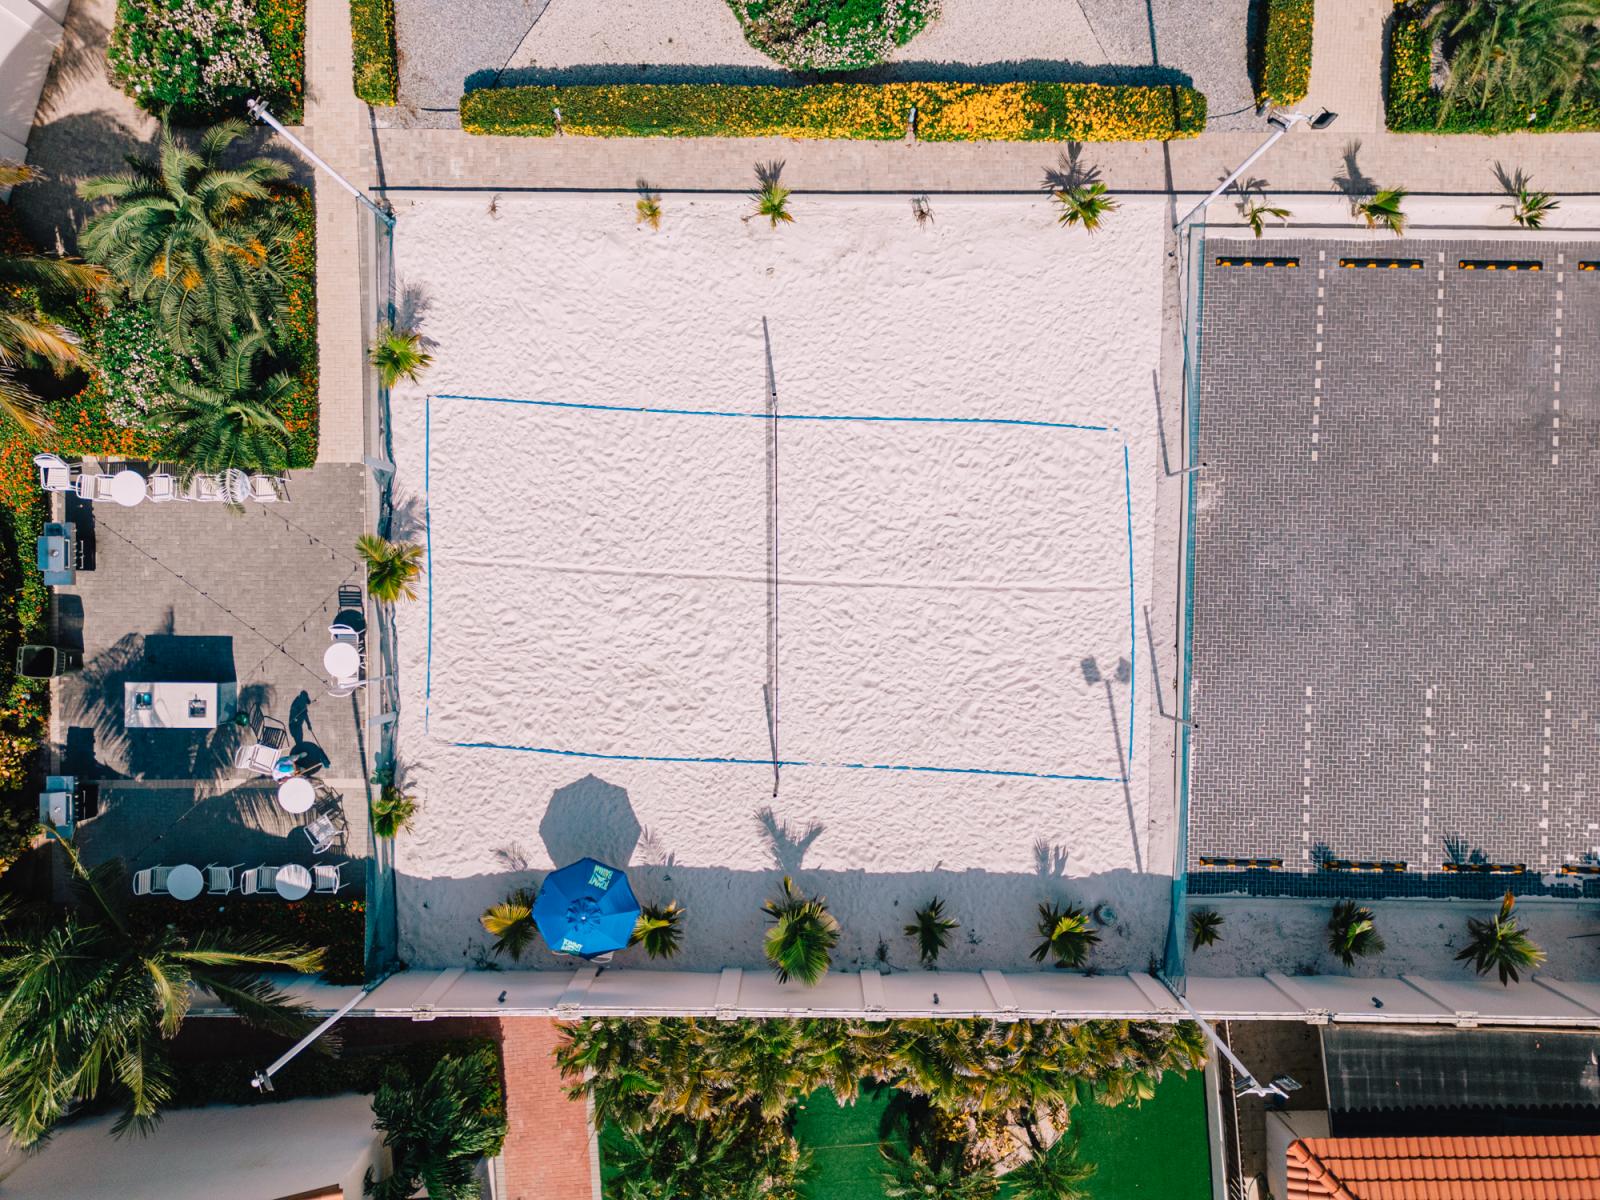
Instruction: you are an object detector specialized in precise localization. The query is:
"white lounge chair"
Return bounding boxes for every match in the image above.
[233,716,290,775]
[76,473,116,503]
[328,623,360,643]
[132,866,173,896]
[147,472,177,502]
[304,814,340,855]
[33,453,74,493]
[248,474,287,503]
[204,862,243,895]
[313,862,345,894]
[240,865,278,896]
[182,474,224,502]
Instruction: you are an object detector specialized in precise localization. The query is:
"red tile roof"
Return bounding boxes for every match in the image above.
[1286,1136,1600,1200]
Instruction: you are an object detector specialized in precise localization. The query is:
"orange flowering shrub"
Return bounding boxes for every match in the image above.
[461,81,1207,141]
[1255,0,1313,107]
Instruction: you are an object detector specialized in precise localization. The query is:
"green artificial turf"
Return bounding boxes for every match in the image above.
[796,1083,905,1200]
[1001,1070,1212,1199]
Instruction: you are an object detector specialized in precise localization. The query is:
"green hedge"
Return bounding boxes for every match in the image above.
[131,895,366,983]
[460,81,1207,141]
[350,0,398,106]
[1387,8,1600,132]
[1256,0,1314,107]
[168,1037,498,1108]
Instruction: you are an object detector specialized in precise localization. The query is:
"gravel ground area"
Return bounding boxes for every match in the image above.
[388,0,1260,132]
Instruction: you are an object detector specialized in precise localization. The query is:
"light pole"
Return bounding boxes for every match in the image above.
[1173,108,1338,230]
[250,982,379,1092]
[245,98,394,228]
[1161,980,1301,1101]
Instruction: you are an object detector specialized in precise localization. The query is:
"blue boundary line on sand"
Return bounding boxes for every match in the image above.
[423,392,1137,784]
[432,393,1117,433]
[449,739,1121,783]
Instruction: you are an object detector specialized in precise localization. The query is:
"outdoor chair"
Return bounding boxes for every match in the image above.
[313,863,345,894]
[204,863,243,895]
[132,866,173,896]
[326,680,362,699]
[182,474,224,502]
[33,453,74,493]
[146,472,176,502]
[303,813,340,855]
[75,473,116,503]
[240,865,278,896]
[234,716,290,775]
[248,474,288,503]
[338,585,364,611]
[328,623,360,644]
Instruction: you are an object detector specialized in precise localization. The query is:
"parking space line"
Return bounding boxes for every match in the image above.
[1422,686,1434,857]
[1433,255,1445,464]
[1540,689,1553,868]
[1302,685,1314,861]
[1553,257,1564,465]
[1313,251,1325,460]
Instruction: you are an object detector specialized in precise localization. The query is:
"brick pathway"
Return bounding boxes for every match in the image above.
[500,1018,596,1200]
[1303,0,1390,134]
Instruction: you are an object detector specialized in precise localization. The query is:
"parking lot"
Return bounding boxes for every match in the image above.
[1187,239,1600,896]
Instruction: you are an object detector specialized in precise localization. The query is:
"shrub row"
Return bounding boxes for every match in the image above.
[1387,8,1600,132]
[131,895,366,983]
[166,1037,497,1109]
[1255,0,1313,107]
[460,81,1207,141]
[350,0,398,106]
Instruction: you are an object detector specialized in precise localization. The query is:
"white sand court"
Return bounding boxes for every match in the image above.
[389,193,1171,973]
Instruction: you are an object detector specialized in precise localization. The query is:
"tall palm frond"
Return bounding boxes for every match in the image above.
[1455,890,1546,984]
[357,534,424,603]
[1029,902,1099,969]
[368,1047,508,1200]
[159,332,292,474]
[1007,1130,1096,1200]
[78,118,291,352]
[1328,900,1386,967]
[480,888,538,962]
[1424,0,1600,123]
[906,897,960,966]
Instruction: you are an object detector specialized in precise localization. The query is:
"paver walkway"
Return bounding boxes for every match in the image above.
[1303,0,1390,134]
[304,0,376,464]
[500,1019,597,1200]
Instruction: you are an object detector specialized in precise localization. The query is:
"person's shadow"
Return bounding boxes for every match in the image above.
[286,691,329,773]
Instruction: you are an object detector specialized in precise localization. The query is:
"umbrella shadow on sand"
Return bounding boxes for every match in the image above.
[539,774,641,868]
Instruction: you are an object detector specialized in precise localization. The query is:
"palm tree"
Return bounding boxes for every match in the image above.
[1357,187,1409,234]
[370,782,417,838]
[79,119,291,352]
[636,186,663,230]
[0,834,322,1147]
[357,533,424,603]
[0,248,107,433]
[881,1143,999,1200]
[1424,0,1600,124]
[1189,908,1223,950]
[0,161,36,187]
[1029,901,1099,969]
[1456,890,1546,984]
[747,163,794,229]
[906,897,960,966]
[761,876,839,985]
[370,325,431,388]
[367,1046,508,1200]
[480,887,538,962]
[1495,163,1560,227]
[1007,1131,1096,1200]
[1244,200,1292,237]
[1328,900,1386,967]
[607,1108,807,1200]
[1052,182,1119,233]
[631,901,686,960]
[159,332,293,473]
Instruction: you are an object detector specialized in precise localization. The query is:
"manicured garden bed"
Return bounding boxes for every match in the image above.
[1253,0,1313,107]
[725,0,937,72]
[460,81,1207,141]
[350,0,398,106]
[1387,5,1600,133]
[132,894,367,983]
[109,0,307,121]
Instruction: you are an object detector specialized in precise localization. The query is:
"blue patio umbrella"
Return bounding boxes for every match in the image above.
[533,857,641,958]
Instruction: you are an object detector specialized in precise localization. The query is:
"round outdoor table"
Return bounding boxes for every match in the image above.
[277,776,315,814]
[110,470,146,508]
[275,863,312,901]
[221,468,251,504]
[166,863,204,902]
[323,642,360,679]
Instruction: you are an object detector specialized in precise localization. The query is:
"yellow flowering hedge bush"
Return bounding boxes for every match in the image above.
[1255,0,1313,107]
[460,81,1207,141]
